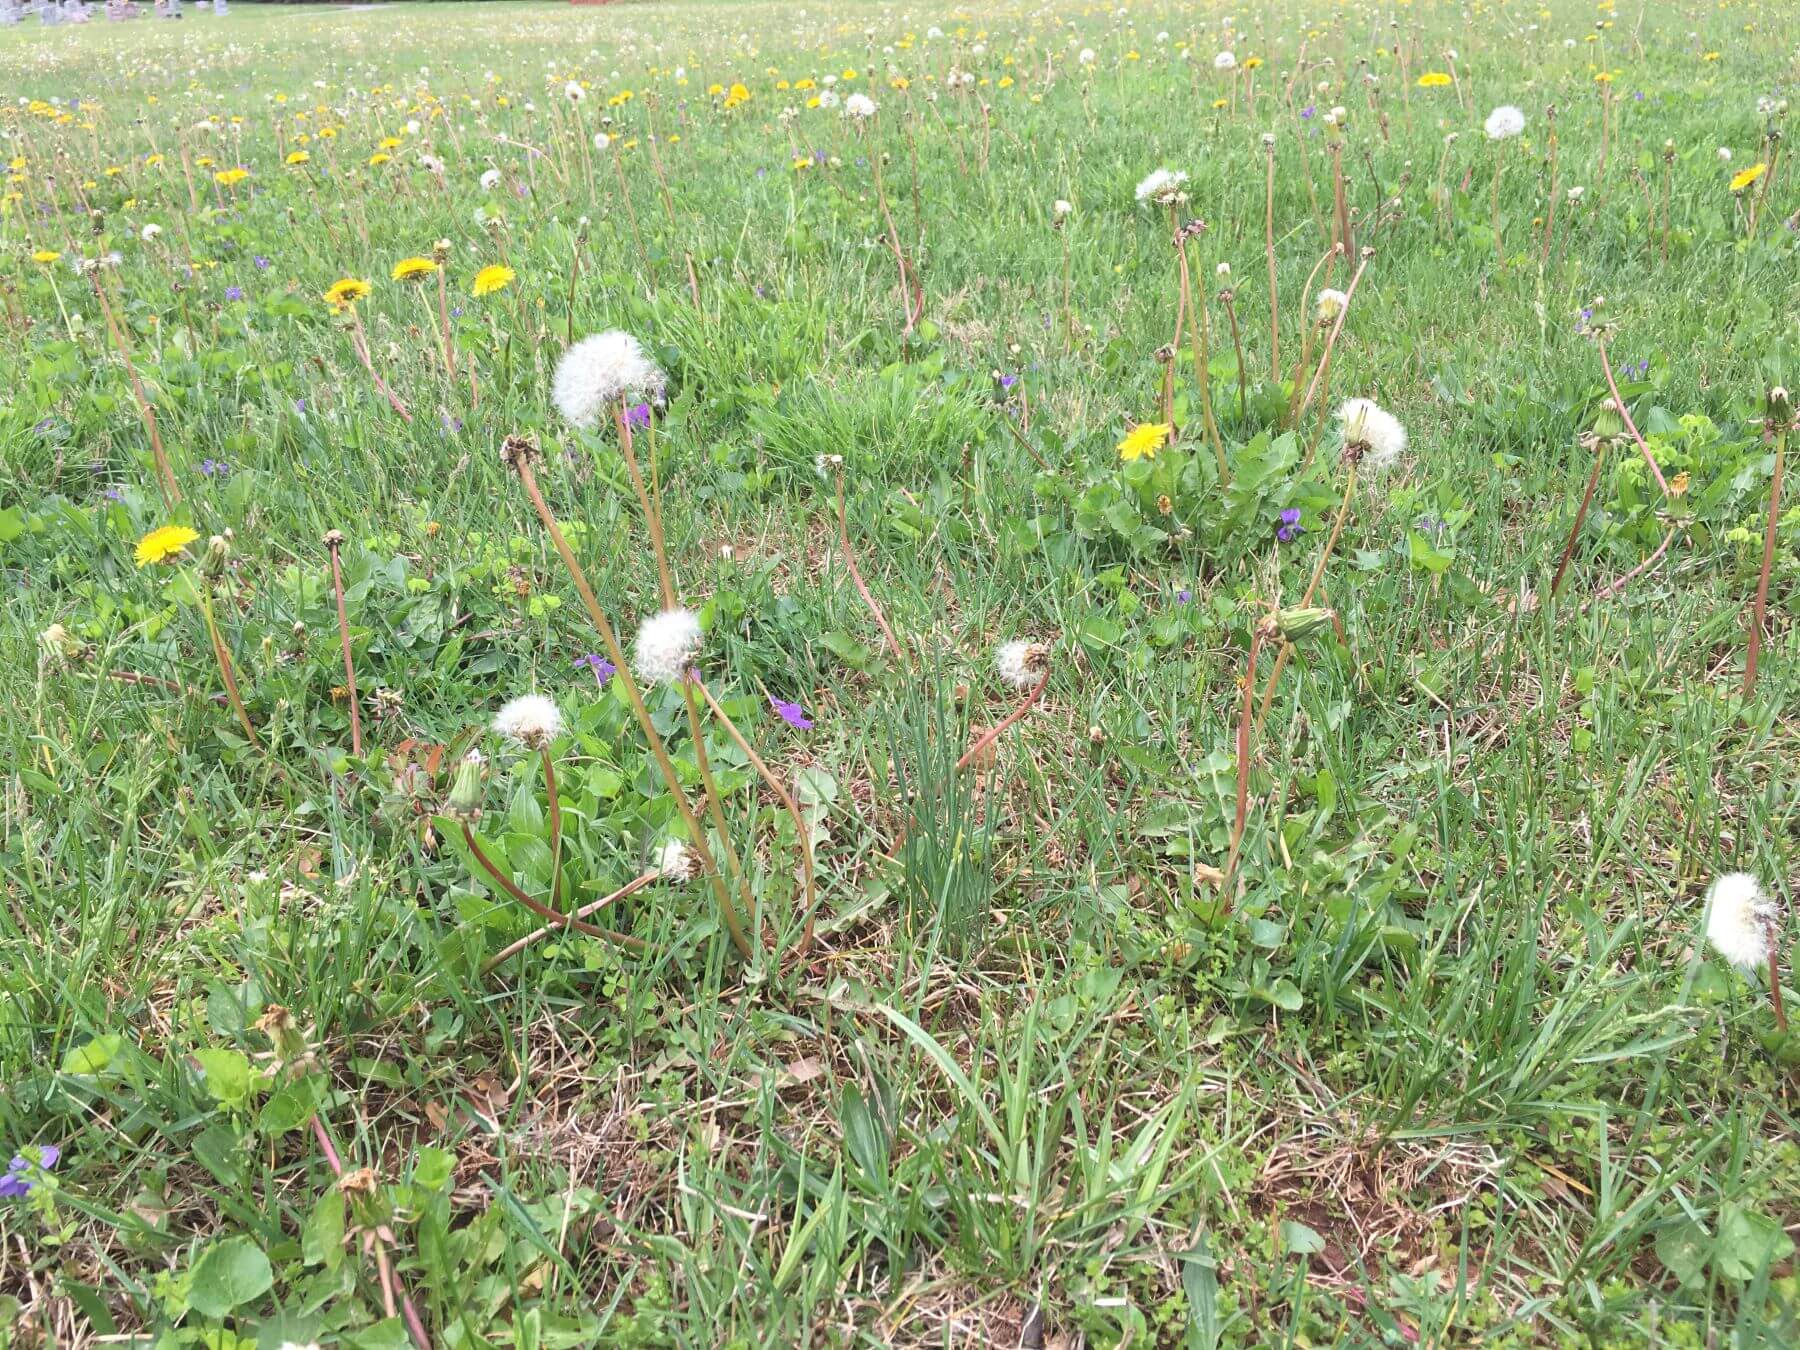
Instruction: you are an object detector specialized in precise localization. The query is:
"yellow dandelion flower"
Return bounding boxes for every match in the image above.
[391,256,438,282]
[1729,162,1766,192]
[1244,56,1264,70]
[369,153,392,166]
[323,277,372,307]
[285,150,311,166]
[1117,422,1172,463]
[1417,71,1453,88]
[32,249,61,264]
[135,524,200,567]
[214,167,249,187]
[471,264,514,297]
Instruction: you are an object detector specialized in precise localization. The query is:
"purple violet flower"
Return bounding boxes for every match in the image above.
[0,1144,59,1198]
[1276,508,1304,543]
[225,286,244,302]
[771,697,813,730]
[625,403,652,430]
[253,255,270,271]
[576,653,616,685]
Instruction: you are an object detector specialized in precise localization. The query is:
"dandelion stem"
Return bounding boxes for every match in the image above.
[1265,140,1281,381]
[90,270,180,510]
[1550,440,1607,599]
[542,747,564,908]
[694,678,819,951]
[460,821,643,950]
[192,572,262,751]
[480,870,656,975]
[1294,248,1367,446]
[1176,230,1227,482]
[1596,338,1670,497]
[1256,461,1358,732]
[956,665,1050,772]
[326,533,363,757]
[1743,421,1786,699]
[614,401,677,608]
[834,464,905,663]
[1221,622,1267,908]
[510,453,754,958]
[1768,941,1788,1032]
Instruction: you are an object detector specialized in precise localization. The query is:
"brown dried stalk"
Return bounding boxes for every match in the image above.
[324,530,363,757]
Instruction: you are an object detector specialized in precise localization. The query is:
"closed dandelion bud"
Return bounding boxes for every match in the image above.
[447,750,486,822]
[202,534,231,580]
[1592,401,1625,441]
[1272,606,1335,645]
[1768,386,1794,431]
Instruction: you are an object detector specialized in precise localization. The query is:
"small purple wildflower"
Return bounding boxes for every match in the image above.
[771,697,813,730]
[103,488,124,503]
[1301,105,1315,119]
[624,402,652,431]
[34,418,54,435]
[998,373,1019,390]
[253,255,270,271]
[225,285,244,301]
[576,653,616,685]
[198,459,229,478]
[1176,588,1194,605]
[294,398,307,413]
[0,1144,59,1198]
[1276,508,1303,543]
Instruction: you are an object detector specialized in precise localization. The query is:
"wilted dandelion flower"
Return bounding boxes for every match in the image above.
[552,331,667,429]
[1484,105,1526,140]
[1117,422,1171,462]
[1315,287,1349,322]
[1705,873,1778,973]
[996,640,1050,690]
[633,608,702,685]
[1338,398,1407,469]
[135,524,200,567]
[471,263,514,297]
[493,693,564,748]
[1135,167,1189,207]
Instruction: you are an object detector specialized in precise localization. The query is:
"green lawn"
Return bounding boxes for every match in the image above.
[2,0,1798,1344]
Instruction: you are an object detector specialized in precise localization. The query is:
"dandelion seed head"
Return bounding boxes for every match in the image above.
[552,331,667,430]
[493,693,564,748]
[1338,397,1407,469]
[996,639,1050,691]
[657,840,698,881]
[1315,287,1349,322]
[1484,104,1526,140]
[1134,167,1189,206]
[1705,873,1778,973]
[633,608,702,685]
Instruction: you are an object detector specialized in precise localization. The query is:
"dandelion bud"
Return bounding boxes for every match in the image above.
[202,534,231,580]
[446,750,486,822]
[1592,401,1625,442]
[1768,386,1794,430]
[1271,606,1335,645]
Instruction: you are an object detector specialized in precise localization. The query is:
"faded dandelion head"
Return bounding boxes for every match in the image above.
[1338,398,1408,470]
[996,639,1050,691]
[657,840,698,881]
[633,608,702,685]
[1315,287,1349,323]
[493,693,564,749]
[1705,873,1778,974]
[1134,167,1189,207]
[552,331,667,430]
